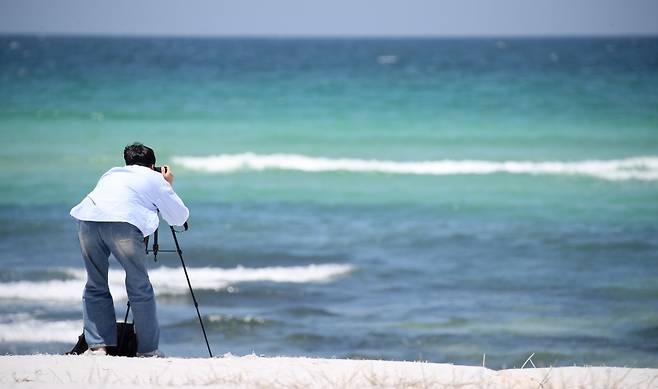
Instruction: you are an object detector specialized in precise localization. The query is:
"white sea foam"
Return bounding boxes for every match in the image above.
[0,316,82,343]
[173,153,658,181]
[0,263,354,303]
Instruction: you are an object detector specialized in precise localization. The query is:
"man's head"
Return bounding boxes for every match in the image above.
[124,143,156,167]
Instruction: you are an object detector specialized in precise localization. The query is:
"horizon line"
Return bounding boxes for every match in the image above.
[2,31,658,40]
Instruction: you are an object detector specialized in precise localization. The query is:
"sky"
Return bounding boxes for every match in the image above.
[1,0,657,37]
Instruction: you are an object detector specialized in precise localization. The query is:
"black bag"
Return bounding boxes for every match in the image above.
[67,321,137,357]
[67,303,137,357]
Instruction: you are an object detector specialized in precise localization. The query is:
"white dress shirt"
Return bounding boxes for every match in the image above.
[70,165,189,237]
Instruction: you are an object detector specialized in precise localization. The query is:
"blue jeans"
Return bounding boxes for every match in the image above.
[77,220,159,353]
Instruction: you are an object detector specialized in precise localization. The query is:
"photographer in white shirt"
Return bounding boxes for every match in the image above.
[70,143,189,357]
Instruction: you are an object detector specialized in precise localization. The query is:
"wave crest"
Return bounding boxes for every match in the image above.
[0,263,355,302]
[0,315,82,343]
[173,153,658,181]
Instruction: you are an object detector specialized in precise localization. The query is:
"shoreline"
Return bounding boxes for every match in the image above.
[1,355,657,388]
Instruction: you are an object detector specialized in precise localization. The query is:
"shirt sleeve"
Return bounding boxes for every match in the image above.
[154,183,190,227]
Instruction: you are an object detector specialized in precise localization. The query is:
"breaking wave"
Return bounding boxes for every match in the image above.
[0,314,82,343]
[173,153,658,181]
[0,263,355,303]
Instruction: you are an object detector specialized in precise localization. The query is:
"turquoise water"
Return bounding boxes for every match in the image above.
[0,36,657,368]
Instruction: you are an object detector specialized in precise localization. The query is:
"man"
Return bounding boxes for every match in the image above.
[70,143,189,357]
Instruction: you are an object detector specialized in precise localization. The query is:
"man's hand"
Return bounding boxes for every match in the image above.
[161,165,174,185]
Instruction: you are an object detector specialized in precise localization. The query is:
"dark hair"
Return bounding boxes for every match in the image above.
[124,143,156,167]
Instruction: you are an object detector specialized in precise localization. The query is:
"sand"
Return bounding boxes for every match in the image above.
[1,354,656,388]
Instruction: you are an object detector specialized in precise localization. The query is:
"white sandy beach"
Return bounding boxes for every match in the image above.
[1,355,656,389]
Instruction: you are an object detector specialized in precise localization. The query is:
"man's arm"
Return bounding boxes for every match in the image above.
[155,165,189,226]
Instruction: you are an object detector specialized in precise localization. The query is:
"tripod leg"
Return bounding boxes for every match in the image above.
[153,228,159,261]
[170,226,213,357]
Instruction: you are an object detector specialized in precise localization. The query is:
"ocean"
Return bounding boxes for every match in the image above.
[0,35,657,368]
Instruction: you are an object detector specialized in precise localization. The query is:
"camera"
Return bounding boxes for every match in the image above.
[153,166,167,173]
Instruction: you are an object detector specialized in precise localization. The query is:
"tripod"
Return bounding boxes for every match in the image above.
[146,223,213,357]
